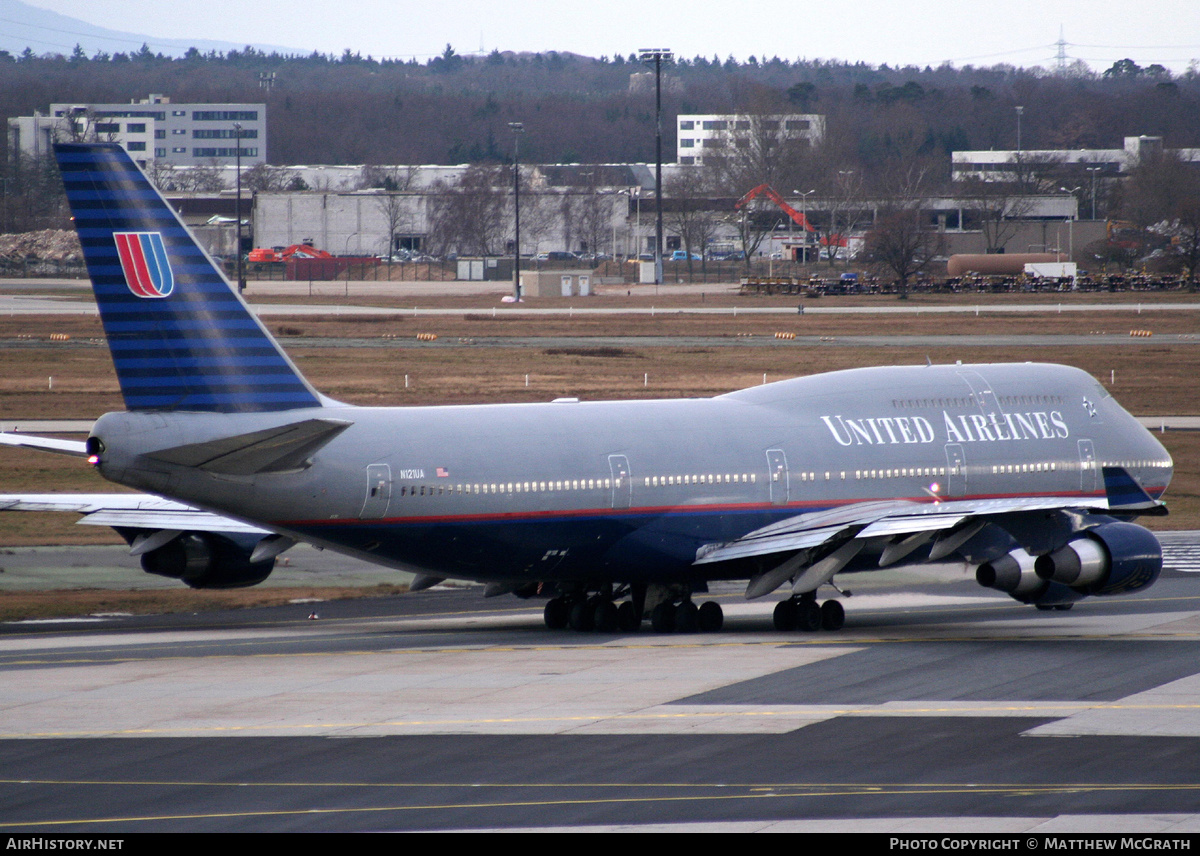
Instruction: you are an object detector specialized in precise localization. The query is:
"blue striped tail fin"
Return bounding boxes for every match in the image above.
[55,143,322,413]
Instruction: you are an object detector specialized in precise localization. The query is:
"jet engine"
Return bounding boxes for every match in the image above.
[1034,521,1162,596]
[975,548,1046,600]
[139,532,275,589]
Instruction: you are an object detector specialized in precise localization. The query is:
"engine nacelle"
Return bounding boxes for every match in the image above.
[975,548,1045,598]
[1034,522,1161,596]
[140,533,275,589]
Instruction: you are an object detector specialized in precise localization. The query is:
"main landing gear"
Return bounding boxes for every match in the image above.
[772,593,844,632]
[543,594,724,634]
[543,595,644,632]
[649,599,724,633]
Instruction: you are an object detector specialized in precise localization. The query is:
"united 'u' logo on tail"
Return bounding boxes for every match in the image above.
[113,232,175,298]
[56,142,322,413]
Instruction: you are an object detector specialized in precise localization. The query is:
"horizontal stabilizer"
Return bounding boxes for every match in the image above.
[144,418,352,475]
[0,493,270,534]
[0,433,88,457]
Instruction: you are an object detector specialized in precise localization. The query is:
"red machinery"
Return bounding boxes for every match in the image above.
[733,184,815,232]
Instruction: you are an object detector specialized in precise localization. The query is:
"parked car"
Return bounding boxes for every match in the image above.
[670,250,701,261]
[536,251,579,262]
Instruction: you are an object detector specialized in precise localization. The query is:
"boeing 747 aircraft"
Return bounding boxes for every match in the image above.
[0,144,1174,633]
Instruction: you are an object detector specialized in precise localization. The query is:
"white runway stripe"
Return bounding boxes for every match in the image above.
[1158,532,1200,572]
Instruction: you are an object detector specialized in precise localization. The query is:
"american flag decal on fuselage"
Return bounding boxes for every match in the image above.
[113,231,175,298]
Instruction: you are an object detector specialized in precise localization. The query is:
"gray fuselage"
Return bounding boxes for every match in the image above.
[89,362,1172,584]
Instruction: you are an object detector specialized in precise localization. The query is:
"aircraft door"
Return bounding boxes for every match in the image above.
[957,370,1000,414]
[944,444,966,497]
[1078,439,1097,493]
[766,448,789,505]
[609,454,631,509]
[361,463,392,519]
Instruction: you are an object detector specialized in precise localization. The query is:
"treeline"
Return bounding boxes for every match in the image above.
[2,45,1200,169]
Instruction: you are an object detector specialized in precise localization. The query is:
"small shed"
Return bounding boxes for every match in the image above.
[519,269,594,298]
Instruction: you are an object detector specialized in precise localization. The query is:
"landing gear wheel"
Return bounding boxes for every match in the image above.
[650,601,676,633]
[593,600,619,632]
[820,599,845,631]
[544,598,569,630]
[674,600,699,633]
[617,601,642,632]
[697,601,724,633]
[568,599,595,631]
[796,599,822,632]
[773,599,798,631]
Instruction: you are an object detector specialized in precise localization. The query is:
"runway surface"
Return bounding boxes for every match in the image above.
[3,550,1200,832]
[4,290,1200,318]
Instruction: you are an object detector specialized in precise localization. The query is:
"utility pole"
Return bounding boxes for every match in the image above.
[233,122,244,293]
[638,48,672,286]
[1086,166,1102,221]
[509,122,524,301]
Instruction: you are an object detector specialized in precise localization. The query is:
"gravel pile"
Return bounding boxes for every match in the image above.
[0,229,82,263]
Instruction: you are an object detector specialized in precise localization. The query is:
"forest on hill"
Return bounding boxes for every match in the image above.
[2,44,1199,172]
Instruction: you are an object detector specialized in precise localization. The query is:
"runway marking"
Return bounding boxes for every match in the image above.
[8,700,1200,739]
[9,616,1200,668]
[6,780,1200,828]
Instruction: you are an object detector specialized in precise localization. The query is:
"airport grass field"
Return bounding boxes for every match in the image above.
[0,286,1197,617]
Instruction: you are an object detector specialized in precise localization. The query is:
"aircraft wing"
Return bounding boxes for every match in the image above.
[0,493,271,535]
[695,495,1105,566]
[0,432,88,457]
[696,465,1166,571]
[696,465,1167,599]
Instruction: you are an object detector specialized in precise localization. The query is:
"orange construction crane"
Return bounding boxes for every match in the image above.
[248,244,335,264]
[733,184,815,232]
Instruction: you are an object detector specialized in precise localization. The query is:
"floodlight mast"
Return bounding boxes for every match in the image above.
[638,48,672,286]
[509,122,524,301]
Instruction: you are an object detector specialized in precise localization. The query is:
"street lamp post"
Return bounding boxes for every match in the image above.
[1060,185,1081,259]
[233,122,244,293]
[509,122,524,301]
[1086,166,1102,221]
[638,48,672,286]
[793,188,815,262]
[1015,106,1024,156]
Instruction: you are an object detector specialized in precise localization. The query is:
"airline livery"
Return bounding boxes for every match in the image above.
[0,144,1174,633]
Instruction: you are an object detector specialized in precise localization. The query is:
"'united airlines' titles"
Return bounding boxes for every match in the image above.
[821,410,1070,446]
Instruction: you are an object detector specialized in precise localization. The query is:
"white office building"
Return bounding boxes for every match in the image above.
[676,113,824,165]
[8,94,266,168]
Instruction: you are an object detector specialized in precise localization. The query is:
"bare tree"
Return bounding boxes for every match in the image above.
[426,165,508,257]
[818,168,866,265]
[374,191,414,260]
[519,185,557,257]
[242,163,292,192]
[861,165,944,297]
[958,176,1036,253]
[3,150,69,232]
[1121,150,1200,285]
[360,164,417,191]
[664,169,721,275]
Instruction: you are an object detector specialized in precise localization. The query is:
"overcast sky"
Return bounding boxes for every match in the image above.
[22,0,1200,73]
